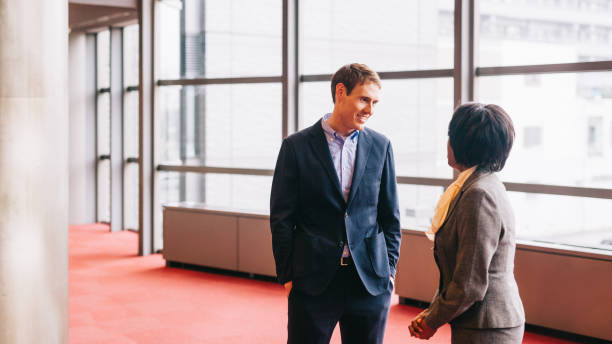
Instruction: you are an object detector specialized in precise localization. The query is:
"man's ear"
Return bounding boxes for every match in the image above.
[335,83,346,102]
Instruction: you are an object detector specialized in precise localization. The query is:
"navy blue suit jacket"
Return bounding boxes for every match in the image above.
[270,120,401,296]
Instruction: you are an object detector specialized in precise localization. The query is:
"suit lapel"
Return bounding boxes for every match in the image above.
[347,129,372,207]
[308,121,344,199]
[438,169,487,232]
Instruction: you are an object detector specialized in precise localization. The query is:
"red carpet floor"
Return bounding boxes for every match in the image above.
[69,224,580,343]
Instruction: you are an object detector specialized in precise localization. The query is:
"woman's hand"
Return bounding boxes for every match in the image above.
[409,310,437,340]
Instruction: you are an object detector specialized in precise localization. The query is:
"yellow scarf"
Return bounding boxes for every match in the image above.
[426,166,478,241]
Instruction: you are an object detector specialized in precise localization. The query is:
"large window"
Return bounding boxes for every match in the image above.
[158,0,282,79]
[94,24,140,230]
[158,84,282,168]
[298,0,455,232]
[478,72,612,189]
[475,0,612,247]
[300,79,454,179]
[156,0,283,249]
[478,0,612,66]
[123,24,140,231]
[301,0,454,73]
[152,0,612,253]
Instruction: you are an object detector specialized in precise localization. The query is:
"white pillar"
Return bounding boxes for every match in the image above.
[0,0,69,342]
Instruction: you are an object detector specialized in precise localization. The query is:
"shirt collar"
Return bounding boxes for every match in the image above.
[321,113,359,141]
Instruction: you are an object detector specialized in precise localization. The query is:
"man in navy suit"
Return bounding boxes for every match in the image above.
[270,63,401,344]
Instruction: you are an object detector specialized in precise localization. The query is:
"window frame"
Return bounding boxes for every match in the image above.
[150,0,612,255]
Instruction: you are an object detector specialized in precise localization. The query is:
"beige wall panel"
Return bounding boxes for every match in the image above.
[238,217,276,277]
[163,209,238,270]
[395,232,438,302]
[515,249,612,341]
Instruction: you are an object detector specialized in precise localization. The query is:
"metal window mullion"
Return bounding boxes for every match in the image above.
[282,0,298,139]
[394,178,612,199]
[454,0,475,108]
[156,162,612,199]
[396,178,612,200]
[476,61,612,77]
[396,176,453,188]
[300,69,454,83]
[157,76,282,86]
[157,164,274,176]
[139,0,154,256]
[503,182,612,200]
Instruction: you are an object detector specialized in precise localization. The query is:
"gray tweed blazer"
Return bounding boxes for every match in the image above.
[424,170,525,330]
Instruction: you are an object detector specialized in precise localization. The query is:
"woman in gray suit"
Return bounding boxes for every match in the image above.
[409,103,525,343]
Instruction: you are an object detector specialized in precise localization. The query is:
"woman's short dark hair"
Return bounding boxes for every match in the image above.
[448,103,515,172]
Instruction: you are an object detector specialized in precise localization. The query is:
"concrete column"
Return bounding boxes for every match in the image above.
[0,0,69,342]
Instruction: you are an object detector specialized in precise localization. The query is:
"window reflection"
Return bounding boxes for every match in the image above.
[158,0,282,79]
[479,0,612,66]
[478,73,612,190]
[301,0,454,74]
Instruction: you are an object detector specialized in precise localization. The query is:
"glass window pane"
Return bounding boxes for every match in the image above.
[158,85,182,162]
[158,0,282,79]
[511,191,612,252]
[124,162,139,230]
[301,0,454,74]
[204,173,271,211]
[97,159,111,222]
[96,30,110,88]
[96,92,110,155]
[398,184,444,231]
[157,171,272,250]
[299,82,333,129]
[158,172,271,211]
[158,0,182,79]
[478,1,612,66]
[300,78,454,178]
[158,83,282,168]
[124,91,139,158]
[123,24,139,87]
[478,72,612,189]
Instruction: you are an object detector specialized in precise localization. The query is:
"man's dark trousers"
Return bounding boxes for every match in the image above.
[288,263,393,344]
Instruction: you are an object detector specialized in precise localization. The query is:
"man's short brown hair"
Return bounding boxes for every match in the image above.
[331,63,381,103]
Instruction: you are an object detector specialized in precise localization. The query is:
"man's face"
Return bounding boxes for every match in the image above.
[335,81,380,132]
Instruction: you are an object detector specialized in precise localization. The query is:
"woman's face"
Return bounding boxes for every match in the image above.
[447,139,471,172]
[447,139,457,169]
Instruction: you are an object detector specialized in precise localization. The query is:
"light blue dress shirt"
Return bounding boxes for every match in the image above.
[321,113,360,202]
[321,113,359,258]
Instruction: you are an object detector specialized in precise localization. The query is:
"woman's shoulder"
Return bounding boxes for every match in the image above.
[464,172,504,195]
[458,173,507,212]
